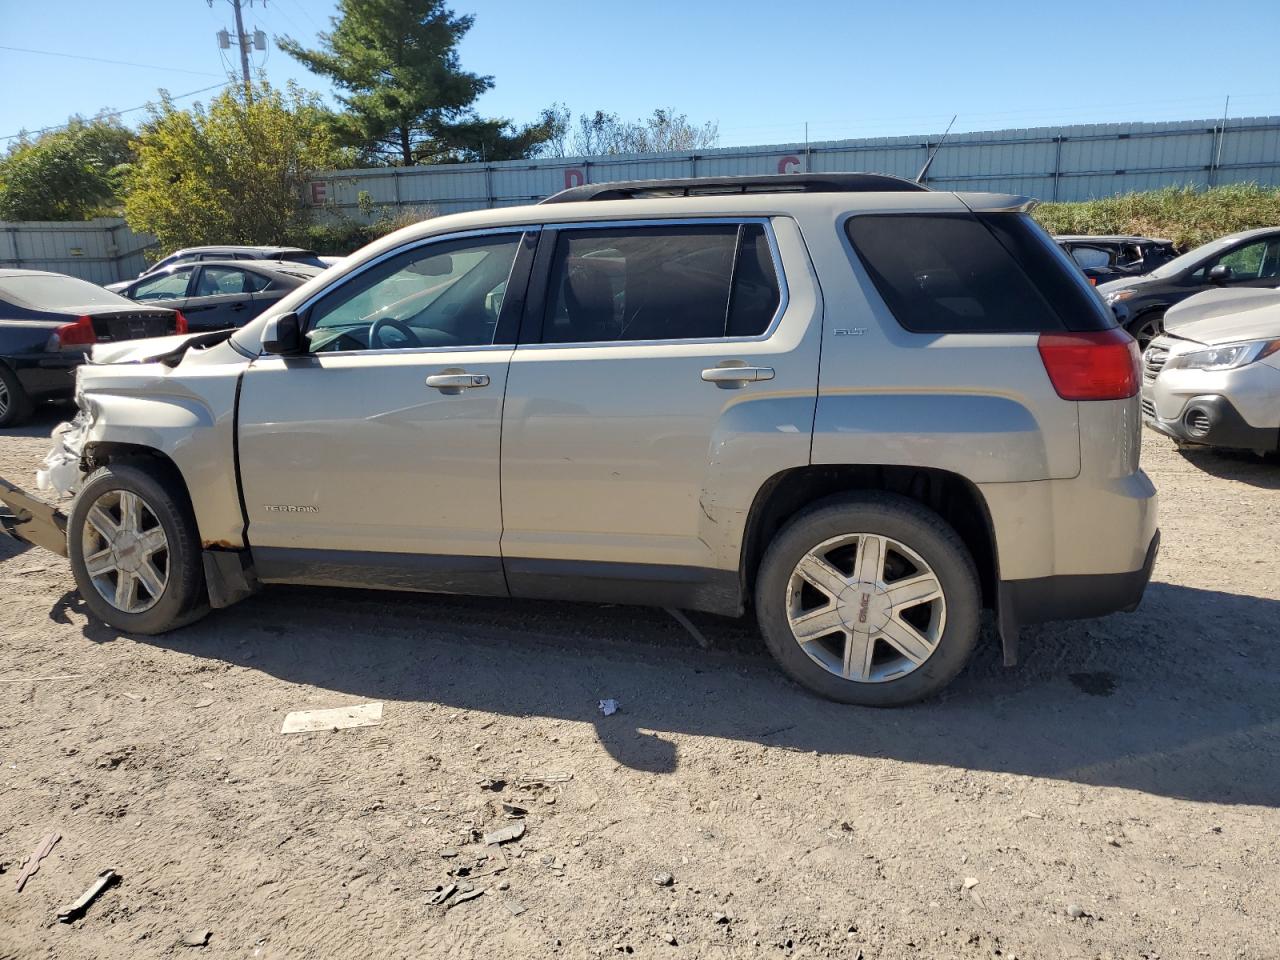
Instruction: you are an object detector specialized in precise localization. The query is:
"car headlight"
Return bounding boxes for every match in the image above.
[1165,339,1280,371]
[1104,289,1138,304]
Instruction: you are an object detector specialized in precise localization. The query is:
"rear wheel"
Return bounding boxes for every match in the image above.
[0,365,32,428]
[68,463,208,634]
[754,493,981,706]
[1126,310,1164,351]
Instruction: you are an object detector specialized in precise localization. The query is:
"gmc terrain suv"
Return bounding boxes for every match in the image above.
[0,174,1159,706]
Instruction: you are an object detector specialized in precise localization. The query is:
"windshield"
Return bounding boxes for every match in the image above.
[0,273,134,310]
[1148,236,1240,279]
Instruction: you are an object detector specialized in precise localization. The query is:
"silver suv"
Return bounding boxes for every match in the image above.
[0,174,1160,706]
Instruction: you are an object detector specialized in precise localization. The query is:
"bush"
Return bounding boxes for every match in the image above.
[1033,183,1280,250]
[289,204,437,256]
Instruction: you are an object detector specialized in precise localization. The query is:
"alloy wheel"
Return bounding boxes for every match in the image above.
[80,489,170,614]
[785,533,946,683]
[0,378,9,420]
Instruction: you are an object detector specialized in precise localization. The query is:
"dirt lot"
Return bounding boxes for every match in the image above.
[1,405,1277,960]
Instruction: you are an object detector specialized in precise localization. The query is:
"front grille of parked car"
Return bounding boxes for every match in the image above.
[1140,397,1157,419]
[1143,346,1169,382]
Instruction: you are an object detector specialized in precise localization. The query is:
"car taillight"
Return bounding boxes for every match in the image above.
[1037,328,1140,401]
[174,310,189,334]
[52,315,97,348]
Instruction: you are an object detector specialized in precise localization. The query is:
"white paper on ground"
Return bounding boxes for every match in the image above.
[281,701,384,734]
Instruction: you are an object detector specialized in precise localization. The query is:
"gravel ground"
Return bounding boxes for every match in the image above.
[1,405,1278,960]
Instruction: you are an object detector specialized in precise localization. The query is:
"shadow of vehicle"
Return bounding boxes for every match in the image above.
[0,402,71,439]
[1175,445,1280,490]
[53,575,1280,808]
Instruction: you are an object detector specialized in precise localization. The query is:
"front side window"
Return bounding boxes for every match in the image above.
[132,267,193,301]
[541,223,781,344]
[847,213,1112,333]
[306,233,521,353]
[1069,245,1112,270]
[1211,239,1280,280]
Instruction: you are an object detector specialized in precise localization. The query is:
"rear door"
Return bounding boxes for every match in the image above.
[499,218,821,606]
[184,265,260,330]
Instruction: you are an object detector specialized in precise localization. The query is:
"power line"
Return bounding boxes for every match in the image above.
[1,80,234,142]
[0,44,222,78]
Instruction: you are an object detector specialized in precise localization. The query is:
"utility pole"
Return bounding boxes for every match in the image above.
[212,0,267,98]
[231,0,251,93]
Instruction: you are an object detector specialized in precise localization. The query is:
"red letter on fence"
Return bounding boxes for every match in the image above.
[778,156,801,174]
[564,169,585,188]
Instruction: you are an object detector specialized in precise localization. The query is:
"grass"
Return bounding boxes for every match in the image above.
[1032,183,1280,249]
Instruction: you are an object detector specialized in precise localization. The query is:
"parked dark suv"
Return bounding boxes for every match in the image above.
[1099,227,1280,348]
[1055,235,1177,286]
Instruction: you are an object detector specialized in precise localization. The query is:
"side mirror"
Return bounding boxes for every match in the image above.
[1208,264,1234,284]
[262,311,304,355]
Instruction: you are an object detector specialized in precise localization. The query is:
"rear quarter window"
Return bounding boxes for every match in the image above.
[846,213,1114,333]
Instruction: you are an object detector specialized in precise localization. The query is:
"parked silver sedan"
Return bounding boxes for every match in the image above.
[1141,287,1280,455]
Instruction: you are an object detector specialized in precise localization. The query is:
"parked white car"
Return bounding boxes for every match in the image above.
[1141,287,1280,454]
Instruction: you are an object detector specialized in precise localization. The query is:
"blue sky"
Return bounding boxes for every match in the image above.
[3,0,1279,148]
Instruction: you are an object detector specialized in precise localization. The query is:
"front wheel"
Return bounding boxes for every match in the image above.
[754,493,981,706]
[1127,310,1165,351]
[68,463,208,634]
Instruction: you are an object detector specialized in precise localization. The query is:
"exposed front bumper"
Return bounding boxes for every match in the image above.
[0,477,69,556]
[1142,393,1278,452]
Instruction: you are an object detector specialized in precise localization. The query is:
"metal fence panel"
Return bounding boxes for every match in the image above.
[309,115,1280,220]
[0,218,156,283]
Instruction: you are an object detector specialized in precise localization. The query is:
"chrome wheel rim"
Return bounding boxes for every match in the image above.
[0,378,9,419]
[80,489,170,614]
[785,533,946,683]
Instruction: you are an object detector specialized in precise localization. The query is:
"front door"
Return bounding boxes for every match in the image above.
[1194,235,1280,292]
[236,229,535,595]
[184,265,260,330]
[499,219,820,610]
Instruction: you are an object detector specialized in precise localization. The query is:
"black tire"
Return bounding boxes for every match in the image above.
[0,364,33,428]
[1126,310,1165,351]
[68,462,208,634]
[754,493,981,707]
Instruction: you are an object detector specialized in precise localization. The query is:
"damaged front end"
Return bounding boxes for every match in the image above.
[0,415,90,556]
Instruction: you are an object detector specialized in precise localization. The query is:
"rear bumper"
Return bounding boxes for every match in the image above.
[1002,529,1159,627]
[0,476,68,556]
[11,353,80,400]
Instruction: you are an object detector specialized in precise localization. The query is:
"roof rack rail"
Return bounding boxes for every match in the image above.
[539,172,928,204]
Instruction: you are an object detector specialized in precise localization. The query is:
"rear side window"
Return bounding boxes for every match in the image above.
[847,213,1113,333]
[542,223,781,343]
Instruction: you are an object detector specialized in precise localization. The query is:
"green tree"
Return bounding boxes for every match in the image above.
[278,0,553,165]
[0,117,134,221]
[123,80,348,251]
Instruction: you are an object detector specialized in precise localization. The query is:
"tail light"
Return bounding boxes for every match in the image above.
[174,310,189,334]
[50,315,97,349]
[1037,328,1140,400]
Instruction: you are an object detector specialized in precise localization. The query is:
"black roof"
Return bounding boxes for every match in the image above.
[540,173,927,204]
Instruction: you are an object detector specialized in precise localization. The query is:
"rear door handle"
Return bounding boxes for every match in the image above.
[701,365,775,384]
[425,373,490,390]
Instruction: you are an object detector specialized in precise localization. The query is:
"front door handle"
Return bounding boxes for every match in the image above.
[701,365,775,385]
[425,373,490,390]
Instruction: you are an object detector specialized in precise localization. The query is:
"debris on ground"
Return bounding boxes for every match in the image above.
[56,869,119,923]
[1066,903,1088,919]
[279,702,383,734]
[501,802,528,818]
[180,929,212,947]
[426,882,457,906]
[653,872,674,887]
[502,896,527,917]
[664,607,712,649]
[963,877,979,890]
[662,932,678,945]
[477,777,507,791]
[447,888,485,909]
[15,831,60,892]
[598,698,620,716]
[484,821,526,845]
